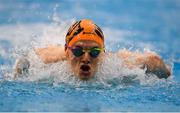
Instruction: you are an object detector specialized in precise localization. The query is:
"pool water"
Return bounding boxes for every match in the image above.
[0,0,180,112]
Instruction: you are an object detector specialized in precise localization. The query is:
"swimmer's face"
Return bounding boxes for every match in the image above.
[66,40,104,80]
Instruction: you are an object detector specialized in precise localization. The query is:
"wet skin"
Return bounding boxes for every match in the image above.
[65,40,104,80]
[16,41,171,80]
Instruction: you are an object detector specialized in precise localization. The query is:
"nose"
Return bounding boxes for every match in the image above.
[81,52,91,64]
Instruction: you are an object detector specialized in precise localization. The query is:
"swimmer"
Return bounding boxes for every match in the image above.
[14,19,171,80]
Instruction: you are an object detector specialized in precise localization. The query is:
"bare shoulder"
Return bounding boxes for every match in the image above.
[35,45,66,64]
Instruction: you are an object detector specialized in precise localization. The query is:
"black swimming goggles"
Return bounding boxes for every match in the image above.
[67,46,104,58]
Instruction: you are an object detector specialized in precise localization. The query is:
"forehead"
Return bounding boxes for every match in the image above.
[72,40,101,48]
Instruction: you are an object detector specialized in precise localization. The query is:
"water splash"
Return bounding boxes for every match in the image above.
[2,48,172,89]
[0,18,174,89]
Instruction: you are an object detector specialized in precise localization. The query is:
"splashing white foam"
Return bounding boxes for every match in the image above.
[5,49,165,88]
[0,18,173,87]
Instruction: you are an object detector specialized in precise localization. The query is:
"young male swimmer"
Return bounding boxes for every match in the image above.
[14,19,171,80]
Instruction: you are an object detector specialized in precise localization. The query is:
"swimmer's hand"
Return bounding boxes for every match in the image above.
[14,58,30,78]
[35,45,66,64]
[118,50,171,79]
[143,54,171,79]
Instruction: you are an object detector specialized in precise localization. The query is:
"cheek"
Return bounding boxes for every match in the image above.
[71,58,79,67]
[91,58,100,69]
[92,54,103,68]
[68,55,81,69]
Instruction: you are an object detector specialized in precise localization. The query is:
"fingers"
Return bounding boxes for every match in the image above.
[14,58,30,78]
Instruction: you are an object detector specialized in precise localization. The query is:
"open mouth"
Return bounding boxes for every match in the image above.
[81,65,90,71]
[80,65,91,77]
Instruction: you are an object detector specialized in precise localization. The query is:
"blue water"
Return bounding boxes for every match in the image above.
[0,0,180,112]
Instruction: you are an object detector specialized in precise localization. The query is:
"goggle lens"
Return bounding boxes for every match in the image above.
[89,48,101,58]
[72,47,84,57]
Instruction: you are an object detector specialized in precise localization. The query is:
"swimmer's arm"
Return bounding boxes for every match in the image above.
[35,45,66,64]
[117,50,171,79]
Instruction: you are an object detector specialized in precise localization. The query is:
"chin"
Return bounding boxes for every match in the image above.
[79,71,93,80]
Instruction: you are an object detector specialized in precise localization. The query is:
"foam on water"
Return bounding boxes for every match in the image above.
[0,18,178,113]
[0,1,179,111]
[2,46,173,90]
[0,19,174,90]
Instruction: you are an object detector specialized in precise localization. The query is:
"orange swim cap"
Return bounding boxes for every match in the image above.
[65,19,104,49]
